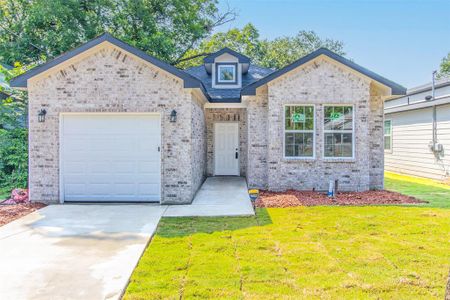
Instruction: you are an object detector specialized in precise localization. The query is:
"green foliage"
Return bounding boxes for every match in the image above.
[177,23,262,68]
[0,0,232,65]
[258,30,345,70]
[0,128,28,190]
[177,24,345,69]
[437,52,450,79]
[0,64,28,192]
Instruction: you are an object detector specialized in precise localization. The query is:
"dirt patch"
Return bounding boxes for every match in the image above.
[255,190,426,208]
[0,203,47,226]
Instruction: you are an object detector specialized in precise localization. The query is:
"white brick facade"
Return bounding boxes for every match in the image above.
[244,58,385,191]
[28,45,206,204]
[24,41,390,204]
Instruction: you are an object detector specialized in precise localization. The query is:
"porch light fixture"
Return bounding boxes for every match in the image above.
[38,109,47,123]
[170,109,177,123]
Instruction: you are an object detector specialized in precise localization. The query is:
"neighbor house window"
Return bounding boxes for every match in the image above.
[216,63,237,84]
[284,105,315,158]
[324,105,354,158]
[384,120,392,151]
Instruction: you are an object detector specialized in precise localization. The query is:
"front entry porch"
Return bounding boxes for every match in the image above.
[163,177,254,217]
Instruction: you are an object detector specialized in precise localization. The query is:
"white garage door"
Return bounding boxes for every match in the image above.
[61,114,161,202]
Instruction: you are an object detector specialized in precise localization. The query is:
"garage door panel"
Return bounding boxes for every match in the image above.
[138,161,160,172]
[65,184,86,195]
[87,184,111,195]
[61,114,161,202]
[138,183,159,194]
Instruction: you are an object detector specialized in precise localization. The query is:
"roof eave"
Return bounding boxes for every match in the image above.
[203,47,251,64]
[10,33,205,93]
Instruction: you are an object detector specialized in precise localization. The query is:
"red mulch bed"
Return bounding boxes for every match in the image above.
[255,190,426,208]
[0,203,47,226]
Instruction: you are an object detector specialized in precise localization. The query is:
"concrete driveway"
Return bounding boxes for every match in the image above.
[0,204,166,300]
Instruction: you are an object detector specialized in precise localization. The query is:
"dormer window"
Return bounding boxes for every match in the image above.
[216,63,237,85]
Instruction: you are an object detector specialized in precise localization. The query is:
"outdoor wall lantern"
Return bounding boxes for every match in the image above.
[38,109,47,123]
[170,109,177,123]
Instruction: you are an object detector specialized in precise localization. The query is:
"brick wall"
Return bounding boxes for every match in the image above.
[242,86,269,188]
[244,58,384,191]
[28,44,203,204]
[191,94,207,197]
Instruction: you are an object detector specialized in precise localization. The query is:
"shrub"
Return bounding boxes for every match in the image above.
[0,128,28,190]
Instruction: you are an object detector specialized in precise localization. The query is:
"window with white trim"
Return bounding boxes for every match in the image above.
[324,105,354,158]
[384,120,392,150]
[284,105,314,158]
[217,64,237,83]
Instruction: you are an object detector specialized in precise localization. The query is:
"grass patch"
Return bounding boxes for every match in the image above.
[0,187,10,200]
[385,172,450,208]
[124,207,450,299]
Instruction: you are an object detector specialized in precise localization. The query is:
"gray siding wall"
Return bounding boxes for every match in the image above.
[385,104,450,180]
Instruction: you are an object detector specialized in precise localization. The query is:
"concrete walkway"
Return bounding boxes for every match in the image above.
[0,177,253,300]
[163,176,254,217]
[0,204,166,300]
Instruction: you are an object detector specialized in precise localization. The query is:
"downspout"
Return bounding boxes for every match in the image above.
[432,70,437,148]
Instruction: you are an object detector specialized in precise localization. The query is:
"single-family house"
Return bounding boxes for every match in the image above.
[10,33,406,204]
[384,78,450,181]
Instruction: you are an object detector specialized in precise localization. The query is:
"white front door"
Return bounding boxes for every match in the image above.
[60,114,161,202]
[214,122,239,176]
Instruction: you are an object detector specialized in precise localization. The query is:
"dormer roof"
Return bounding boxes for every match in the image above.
[203,47,251,64]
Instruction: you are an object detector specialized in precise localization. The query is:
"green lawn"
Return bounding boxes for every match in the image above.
[385,172,450,208]
[124,172,450,299]
[125,206,450,299]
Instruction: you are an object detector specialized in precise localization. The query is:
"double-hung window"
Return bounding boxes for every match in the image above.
[324,105,354,158]
[284,105,315,158]
[384,120,392,151]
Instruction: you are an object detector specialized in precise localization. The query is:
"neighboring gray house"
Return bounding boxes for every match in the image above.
[384,78,450,181]
[10,33,406,204]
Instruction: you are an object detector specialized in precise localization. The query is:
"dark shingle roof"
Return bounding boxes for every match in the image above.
[185,64,273,102]
[9,33,406,102]
[10,33,205,93]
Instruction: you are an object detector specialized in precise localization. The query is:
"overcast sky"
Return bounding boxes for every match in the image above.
[217,0,450,88]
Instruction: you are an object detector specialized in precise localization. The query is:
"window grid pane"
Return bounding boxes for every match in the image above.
[324,105,353,158]
[284,105,314,157]
[384,120,392,150]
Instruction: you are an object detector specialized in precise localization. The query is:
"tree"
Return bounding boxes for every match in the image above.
[258,30,345,70]
[0,64,28,190]
[176,24,345,70]
[176,23,262,68]
[438,52,450,79]
[0,0,235,65]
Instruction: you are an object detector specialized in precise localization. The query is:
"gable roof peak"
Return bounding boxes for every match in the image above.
[203,47,250,64]
[10,32,207,97]
[242,47,406,96]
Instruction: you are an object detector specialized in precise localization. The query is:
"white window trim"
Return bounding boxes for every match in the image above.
[322,104,355,160]
[217,64,237,84]
[384,119,393,152]
[283,104,316,160]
